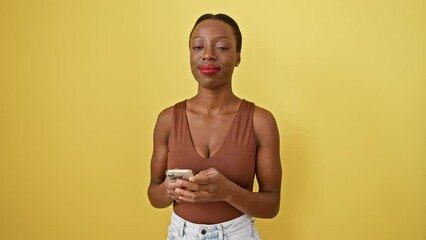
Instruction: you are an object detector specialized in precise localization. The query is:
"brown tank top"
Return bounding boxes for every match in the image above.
[167,99,257,224]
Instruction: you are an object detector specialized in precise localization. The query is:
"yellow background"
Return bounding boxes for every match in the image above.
[0,0,424,239]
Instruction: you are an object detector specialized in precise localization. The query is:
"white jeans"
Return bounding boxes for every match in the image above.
[167,211,261,240]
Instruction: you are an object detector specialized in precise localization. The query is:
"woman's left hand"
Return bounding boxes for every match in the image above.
[174,168,235,203]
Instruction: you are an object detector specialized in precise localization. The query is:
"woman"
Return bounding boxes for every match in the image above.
[148,13,282,240]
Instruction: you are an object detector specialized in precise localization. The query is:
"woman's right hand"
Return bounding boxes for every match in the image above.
[164,178,185,203]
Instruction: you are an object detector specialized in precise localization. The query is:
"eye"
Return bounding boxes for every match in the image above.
[192,46,203,50]
[217,46,229,51]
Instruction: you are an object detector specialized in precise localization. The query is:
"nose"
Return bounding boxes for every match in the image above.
[202,46,216,61]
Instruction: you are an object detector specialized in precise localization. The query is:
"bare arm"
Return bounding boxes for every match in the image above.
[147,107,183,208]
[176,107,282,218]
[228,106,281,217]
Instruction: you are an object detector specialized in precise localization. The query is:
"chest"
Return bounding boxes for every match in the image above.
[186,113,235,159]
[167,100,257,187]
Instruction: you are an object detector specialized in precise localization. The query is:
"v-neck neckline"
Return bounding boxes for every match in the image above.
[183,99,245,160]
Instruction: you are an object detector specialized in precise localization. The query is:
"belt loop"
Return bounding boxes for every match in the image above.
[218,224,224,240]
[179,219,185,238]
[250,217,255,237]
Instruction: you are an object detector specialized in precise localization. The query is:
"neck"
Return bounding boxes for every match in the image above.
[189,86,240,113]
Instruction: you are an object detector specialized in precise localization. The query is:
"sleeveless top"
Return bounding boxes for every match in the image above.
[167,99,257,224]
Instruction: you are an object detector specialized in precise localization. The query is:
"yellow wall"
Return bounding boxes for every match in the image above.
[0,1,424,239]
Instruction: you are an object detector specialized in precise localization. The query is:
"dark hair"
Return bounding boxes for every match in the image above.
[189,13,242,53]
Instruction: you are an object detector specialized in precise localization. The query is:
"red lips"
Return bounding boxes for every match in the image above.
[199,64,221,75]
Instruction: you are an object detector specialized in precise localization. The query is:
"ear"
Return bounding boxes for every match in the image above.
[235,52,241,67]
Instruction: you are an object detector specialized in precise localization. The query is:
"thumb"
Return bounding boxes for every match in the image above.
[197,167,217,176]
[189,168,217,183]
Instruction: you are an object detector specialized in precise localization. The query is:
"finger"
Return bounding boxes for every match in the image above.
[174,188,192,202]
[167,179,186,189]
[196,168,217,176]
[190,174,214,185]
[169,187,187,202]
[178,180,201,191]
[191,168,218,182]
[166,180,187,201]
[167,193,181,203]
[178,190,210,203]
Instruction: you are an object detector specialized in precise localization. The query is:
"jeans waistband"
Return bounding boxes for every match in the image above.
[171,210,254,239]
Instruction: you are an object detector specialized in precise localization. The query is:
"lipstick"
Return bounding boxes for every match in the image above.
[199,64,220,75]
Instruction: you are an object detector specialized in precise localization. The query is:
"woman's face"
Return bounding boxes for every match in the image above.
[189,19,241,89]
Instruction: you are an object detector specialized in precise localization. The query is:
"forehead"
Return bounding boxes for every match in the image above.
[191,19,235,40]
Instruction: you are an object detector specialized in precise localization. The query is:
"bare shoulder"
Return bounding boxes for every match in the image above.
[156,105,174,126]
[253,105,279,143]
[153,105,174,142]
[253,105,277,128]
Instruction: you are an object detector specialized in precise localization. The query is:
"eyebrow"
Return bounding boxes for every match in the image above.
[191,35,231,41]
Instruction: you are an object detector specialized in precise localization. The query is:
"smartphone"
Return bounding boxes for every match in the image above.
[165,169,194,180]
